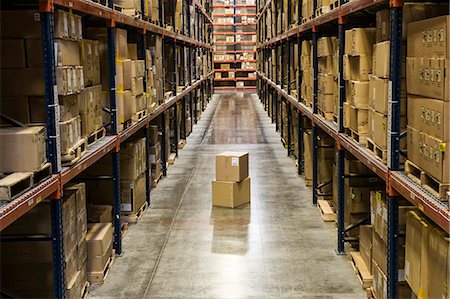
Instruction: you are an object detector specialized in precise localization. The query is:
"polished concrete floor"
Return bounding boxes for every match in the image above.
[89,93,365,299]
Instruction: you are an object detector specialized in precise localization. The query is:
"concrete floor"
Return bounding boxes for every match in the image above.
[89,93,365,299]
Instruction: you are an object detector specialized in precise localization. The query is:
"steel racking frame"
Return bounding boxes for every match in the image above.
[256,1,450,296]
[0,0,213,297]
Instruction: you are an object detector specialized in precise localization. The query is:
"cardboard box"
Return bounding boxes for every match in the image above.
[372,260,413,299]
[344,28,376,56]
[346,80,369,108]
[55,39,81,66]
[116,59,132,91]
[0,10,42,38]
[121,174,146,213]
[317,36,335,57]
[1,39,26,68]
[318,73,334,95]
[407,95,449,141]
[369,108,407,149]
[405,211,429,297]
[345,104,368,134]
[407,125,450,183]
[60,94,81,121]
[116,28,128,59]
[359,225,373,273]
[0,126,47,173]
[127,43,138,59]
[343,55,372,81]
[86,223,113,273]
[1,68,45,96]
[369,76,406,115]
[88,205,113,223]
[120,138,146,180]
[345,183,370,214]
[212,177,251,208]
[407,15,449,58]
[428,226,449,299]
[216,152,249,182]
[66,182,87,218]
[151,159,161,186]
[406,57,448,101]
[80,39,101,86]
[149,142,161,163]
[131,60,145,77]
[60,116,81,153]
[132,77,144,95]
[372,41,390,78]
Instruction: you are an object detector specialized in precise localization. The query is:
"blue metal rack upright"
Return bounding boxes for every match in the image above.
[387,1,404,297]
[311,19,318,206]
[336,4,346,256]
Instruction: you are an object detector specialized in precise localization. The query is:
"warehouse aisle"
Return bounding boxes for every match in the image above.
[89,93,365,299]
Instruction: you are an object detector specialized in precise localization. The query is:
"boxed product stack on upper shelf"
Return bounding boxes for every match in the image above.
[212,0,257,91]
[0,0,213,297]
[255,0,449,298]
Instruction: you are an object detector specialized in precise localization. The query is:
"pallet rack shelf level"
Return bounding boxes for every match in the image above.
[256,71,449,234]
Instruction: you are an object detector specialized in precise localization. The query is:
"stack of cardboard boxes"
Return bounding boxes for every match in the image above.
[1,10,88,166]
[300,40,313,107]
[367,9,407,162]
[405,209,449,299]
[116,40,147,125]
[150,125,162,186]
[80,39,103,139]
[304,131,334,191]
[343,28,376,145]
[149,35,164,107]
[365,191,415,299]
[317,36,337,120]
[301,0,314,21]
[114,0,141,17]
[212,152,251,208]
[1,183,89,298]
[406,16,449,199]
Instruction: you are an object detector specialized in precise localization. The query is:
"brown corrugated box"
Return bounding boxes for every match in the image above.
[120,174,146,213]
[407,15,449,58]
[369,76,406,115]
[1,39,26,68]
[0,126,47,172]
[88,205,113,223]
[405,211,429,298]
[346,80,369,108]
[55,39,81,66]
[359,225,373,273]
[344,28,376,56]
[343,55,372,81]
[212,177,251,208]
[86,223,113,274]
[407,95,449,141]
[428,225,449,299]
[407,125,450,183]
[406,57,448,101]
[216,152,249,182]
[1,68,45,96]
[369,108,407,149]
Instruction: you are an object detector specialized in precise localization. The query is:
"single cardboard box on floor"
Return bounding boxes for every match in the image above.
[212,177,251,208]
[215,152,249,182]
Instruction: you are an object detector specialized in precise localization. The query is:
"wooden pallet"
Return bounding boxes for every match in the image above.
[88,253,115,284]
[345,128,368,146]
[318,109,334,121]
[405,160,450,200]
[350,252,373,289]
[121,201,148,223]
[131,109,148,122]
[305,179,312,187]
[332,114,338,124]
[366,138,387,164]
[0,163,52,201]
[367,287,376,299]
[118,119,133,132]
[317,199,336,222]
[87,127,106,147]
[121,221,129,239]
[81,281,90,299]
[178,139,187,149]
[61,138,88,166]
[315,5,331,17]
[151,173,162,187]
[168,153,177,165]
[330,0,339,10]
